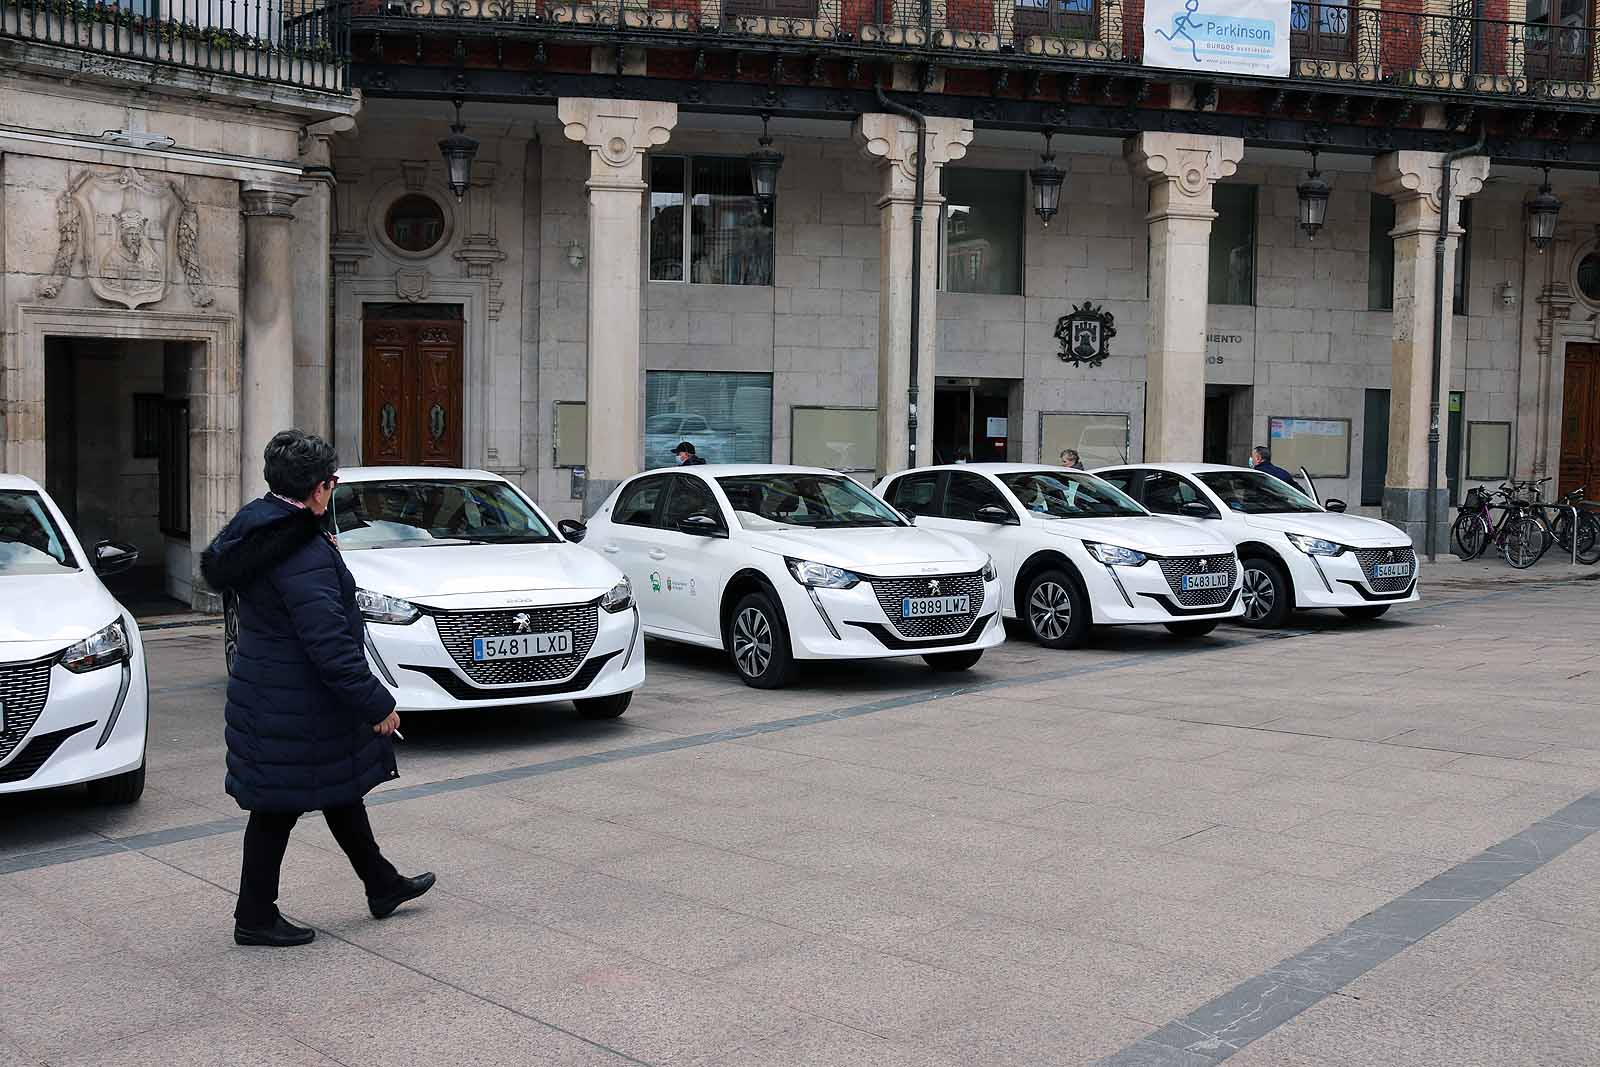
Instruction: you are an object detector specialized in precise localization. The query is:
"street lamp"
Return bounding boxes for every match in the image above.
[1527,167,1561,253]
[1029,131,1064,228]
[748,114,783,206]
[437,98,479,202]
[1296,148,1331,241]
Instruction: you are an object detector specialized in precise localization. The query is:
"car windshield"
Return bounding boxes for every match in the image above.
[998,471,1146,518]
[1197,470,1323,514]
[332,480,557,549]
[0,490,77,575]
[718,474,907,530]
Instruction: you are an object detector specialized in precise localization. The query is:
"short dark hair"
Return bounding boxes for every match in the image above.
[263,429,338,500]
[1252,445,1271,462]
[673,441,697,455]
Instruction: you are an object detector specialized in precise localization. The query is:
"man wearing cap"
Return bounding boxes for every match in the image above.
[674,441,707,466]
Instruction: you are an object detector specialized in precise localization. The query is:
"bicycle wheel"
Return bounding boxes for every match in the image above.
[1551,509,1574,552]
[1452,512,1490,560]
[1577,511,1600,566]
[1503,515,1549,569]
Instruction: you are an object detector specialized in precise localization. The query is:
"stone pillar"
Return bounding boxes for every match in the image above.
[1125,132,1245,462]
[240,181,310,500]
[292,126,345,439]
[558,98,678,514]
[855,113,974,473]
[1374,150,1489,553]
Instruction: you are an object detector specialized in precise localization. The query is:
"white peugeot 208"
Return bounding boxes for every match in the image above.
[876,464,1243,648]
[0,474,148,804]
[574,465,1004,688]
[225,467,644,719]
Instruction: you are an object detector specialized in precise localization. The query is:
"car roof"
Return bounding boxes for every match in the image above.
[335,466,506,484]
[887,463,1097,477]
[1093,462,1253,475]
[0,473,45,492]
[647,464,856,479]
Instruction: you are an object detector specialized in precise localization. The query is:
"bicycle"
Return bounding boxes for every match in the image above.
[1542,485,1600,566]
[1453,483,1549,568]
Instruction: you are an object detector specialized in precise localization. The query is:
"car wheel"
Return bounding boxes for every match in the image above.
[923,650,984,672]
[1339,605,1390,621]
[728,591,795,689]
[575,692,632,719]
[1239,556,1292,628]
[1164,620,1219,638]
[223,591,239,676]
[1023,569,1090,649]
[86,763,145,805]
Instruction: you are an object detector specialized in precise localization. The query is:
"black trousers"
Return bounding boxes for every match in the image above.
[235,803,399,927]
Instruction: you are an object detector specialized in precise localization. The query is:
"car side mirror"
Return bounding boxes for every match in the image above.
[678,513,727,538]
[93,540,140,577]
[1324,498,1348,513]
[898,508,918,525]
[975,505,1017,525]
[1179,501,1217,519]
[557,519,587,543]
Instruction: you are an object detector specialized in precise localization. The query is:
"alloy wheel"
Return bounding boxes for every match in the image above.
[732,607,773,679]
[1028,581,1071,640]
[1242,566,1276,622]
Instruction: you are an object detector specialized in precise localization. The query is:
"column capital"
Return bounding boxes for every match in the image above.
[558,98,678,186]
[241,181,311,219]
[1124,132,1244,195]
[1373,150,1490,209]
[854,113,974,194]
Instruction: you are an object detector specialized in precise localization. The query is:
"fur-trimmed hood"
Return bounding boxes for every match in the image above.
[200,496,324,592]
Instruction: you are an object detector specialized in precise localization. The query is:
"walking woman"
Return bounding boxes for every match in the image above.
[202,430,433,947]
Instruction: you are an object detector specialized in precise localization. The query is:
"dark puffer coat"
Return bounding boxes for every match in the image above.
[200,496,397,813]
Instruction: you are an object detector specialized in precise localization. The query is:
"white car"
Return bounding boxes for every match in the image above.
[1093,462,1419,627]
[225,468,643,719]
[0,475,148,803]
[573,465,1004,688]
[876,464,1243,648]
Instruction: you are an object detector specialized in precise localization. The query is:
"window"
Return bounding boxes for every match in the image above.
[886,472,941,516]
[941,169,1024,295]
[1454,199,1472,316]
[156,398,189,538]
[943,472,1013,522]
[649,156,773,285]
[1526,0,1593,82]
[384,194,447,254]
[1268,417,1352,478]
[1095,469,1137,495]
[997,471,1146,518]
[1291,0,1354,59]
[1578,251,1600,304]
[1208,185,1256,306]
[1039,412,1130,469]
[645,371,773,466]
[132,394,161,458]
[716,474,905,530]
[1369,194,1396,311]
[1014,0,1097,38]
[553,401,587,468]
[614,476,669,527]
[332,480,556,548]
[663,475,724,530]
[0,490,77,574]
[1196,470,1322,513]
[791,407,878,472]
[1141,471,1206,515]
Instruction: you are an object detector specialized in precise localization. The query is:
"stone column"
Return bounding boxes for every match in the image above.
[292,125,346,439]
[558,98,677,514]
[1125,132,1245,462]
[855,113,974,473]
[1373,150,1489,553]
[240,181,310,499]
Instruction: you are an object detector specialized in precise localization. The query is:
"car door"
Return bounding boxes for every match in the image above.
[881,471,943,522]
[653,473,732,640]
[934,471,1026,592]
[596,474,671,627]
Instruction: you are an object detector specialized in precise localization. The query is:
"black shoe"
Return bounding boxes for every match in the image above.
[369,872,435,919]
[234,916,316,947]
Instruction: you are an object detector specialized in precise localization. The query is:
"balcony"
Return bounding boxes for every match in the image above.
[0,0,351,91]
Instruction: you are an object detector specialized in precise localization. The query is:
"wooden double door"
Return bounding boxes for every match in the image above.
[1561,344,1600,497]
[362,318,464,467]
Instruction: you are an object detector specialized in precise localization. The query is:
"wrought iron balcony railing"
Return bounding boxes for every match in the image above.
[0,0,351,91]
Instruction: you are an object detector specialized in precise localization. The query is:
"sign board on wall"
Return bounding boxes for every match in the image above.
[986,417,1009,438]
[1205,316,1256,387]
[1144,0,1292,78]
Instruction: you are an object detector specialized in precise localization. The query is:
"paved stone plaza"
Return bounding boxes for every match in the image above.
[4,574,1600,1066]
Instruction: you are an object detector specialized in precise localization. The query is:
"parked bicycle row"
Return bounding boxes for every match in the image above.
[1452,477,1600,567]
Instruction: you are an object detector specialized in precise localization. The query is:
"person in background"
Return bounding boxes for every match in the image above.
[1250,445,1299,486]
[1059,449,1084,470]
[674,441,707,466]
[201,430,433,948]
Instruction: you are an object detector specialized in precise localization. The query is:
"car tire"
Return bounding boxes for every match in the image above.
[575,692,632,719]
[728,591,795,689]
[922,650,984,672]
[223,590,239,676]
[1338,605,1390,621]
[1164,620,1219,638]
[1239,556,1292,629]
[1022,569,1091,649]
[86,763,145,805]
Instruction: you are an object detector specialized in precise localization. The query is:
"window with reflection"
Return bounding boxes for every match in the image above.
[941,168,1023,296]
[1208,185,1256,307]
[1014,0,1096,39]
[1526,0,1592,82]
[649,156,773,286]
[1291,0,1354,60]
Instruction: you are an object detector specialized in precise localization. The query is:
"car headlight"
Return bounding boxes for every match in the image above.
[981,556,997,582]
[1085,542,1147,567]
[60,619,130,673]
[356,589,422,625]
[1286,533,1345,557]
[786,558,861,589]
[600,576,634,613]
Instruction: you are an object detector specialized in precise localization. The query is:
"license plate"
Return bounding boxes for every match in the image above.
[902,595,970,618]
[1181,572,1230,592]
[472,631,573,662]
[1374,562,1412,578]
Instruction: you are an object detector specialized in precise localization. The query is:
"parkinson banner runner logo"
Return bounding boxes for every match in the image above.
[1144,0,1291,77]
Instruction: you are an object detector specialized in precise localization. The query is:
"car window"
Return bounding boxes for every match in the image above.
[997,471,1146,518]
[943,472,1013,522]
[662,475,724,529]
[1196,470,1323,514]
[1095,470,1137,495]
[1141,472,1205,515]
[614,475,669,527]
[886,472,940,516]
[332,480,557,549]
[718,474,906,529]
[0,490,77,574]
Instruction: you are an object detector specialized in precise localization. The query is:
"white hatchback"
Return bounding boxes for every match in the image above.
[225,468,644,719]
[574,465,1004,688]
[1094,463,1420,627]
[876,464,1243,648]
[0,475,148,803]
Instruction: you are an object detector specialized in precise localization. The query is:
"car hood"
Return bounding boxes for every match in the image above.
[1034,515,1233,556]
[342,542,625,609]
[1240,511,1412,548]
[741,524,987,576]
[0,571,124,653]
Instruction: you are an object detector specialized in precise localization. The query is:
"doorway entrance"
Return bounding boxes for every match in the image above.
[1560,342,1600,496]
[933,377,1017,465]
[1202,385,1253,466]
[361,306,464,467]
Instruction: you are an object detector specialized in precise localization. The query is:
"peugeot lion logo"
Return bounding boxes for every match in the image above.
[1385,549,1395,561]
[928,579,941,596]
[513,612,533,634]
[1199,558,1209,571]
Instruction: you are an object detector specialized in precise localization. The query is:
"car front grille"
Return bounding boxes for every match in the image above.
[1156,554,1238,608]
[0,723,95,784]
[869,572,986,640]
[0,655,53,768]
[1353,546,1418,592]
[429,603,600,687]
